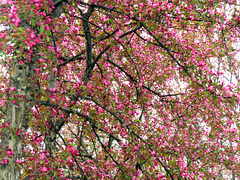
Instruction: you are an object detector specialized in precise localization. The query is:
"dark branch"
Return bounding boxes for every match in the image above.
[79,6,95,83]
[107,58,184,98]
[37,100,121,142]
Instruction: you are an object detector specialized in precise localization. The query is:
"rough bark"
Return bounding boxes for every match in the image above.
[0,59,30,180]
[80,6,94,83]
[0,1,67,179]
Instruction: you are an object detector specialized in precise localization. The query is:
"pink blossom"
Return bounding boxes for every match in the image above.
[1,33,6,39]
[42,167,48,172]
[15,17,21,27]
[39,153,46,160]
[16,159,22,163]
[1,159,7,164]
[30,31,35,39]
[9,87,16,91]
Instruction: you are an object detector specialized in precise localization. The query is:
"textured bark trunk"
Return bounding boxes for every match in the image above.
[0,1,68,179]
[0,60,29,180]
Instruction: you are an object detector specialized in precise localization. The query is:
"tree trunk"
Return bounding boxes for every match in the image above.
[0,60,30,180]
[0,1,68,179]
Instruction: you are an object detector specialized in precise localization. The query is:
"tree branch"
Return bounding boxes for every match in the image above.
[107,58,184,98]
[37,100,121,143]
[79,6,94,83]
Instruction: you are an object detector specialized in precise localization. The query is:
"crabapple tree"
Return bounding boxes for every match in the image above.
[1,0,240,179]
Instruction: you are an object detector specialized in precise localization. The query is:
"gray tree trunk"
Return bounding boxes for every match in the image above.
[0,60,30,180]
[0,1,68,179]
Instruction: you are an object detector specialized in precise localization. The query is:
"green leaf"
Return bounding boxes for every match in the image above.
[31,19,36,26]
[40,25,44,35]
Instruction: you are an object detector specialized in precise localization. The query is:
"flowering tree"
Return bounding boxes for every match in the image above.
[1,0,240,179]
